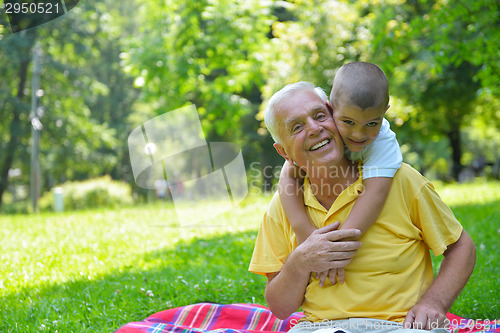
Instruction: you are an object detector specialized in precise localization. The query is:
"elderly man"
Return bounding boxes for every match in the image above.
[249,82,476,333]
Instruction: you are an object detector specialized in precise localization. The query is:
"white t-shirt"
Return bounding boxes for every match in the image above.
[346,118,402,179]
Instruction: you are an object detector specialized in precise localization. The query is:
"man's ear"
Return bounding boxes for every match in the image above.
[273,143,293,164]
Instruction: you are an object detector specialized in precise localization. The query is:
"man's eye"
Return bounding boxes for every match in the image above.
[292,124,303,132]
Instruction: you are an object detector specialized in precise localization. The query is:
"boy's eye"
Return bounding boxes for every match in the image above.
[343,120,354,125]
[367,122,379,127]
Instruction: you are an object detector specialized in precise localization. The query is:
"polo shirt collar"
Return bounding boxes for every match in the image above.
[303,165,364,219]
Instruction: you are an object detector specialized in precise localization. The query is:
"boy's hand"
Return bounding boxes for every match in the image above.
[329,267,345,285]
[317,267,346,287]
[316,270,329,287]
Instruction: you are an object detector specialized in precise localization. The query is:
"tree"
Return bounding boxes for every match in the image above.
[0,28,37,209]
[368,0,499,179]
[37,2,141,183]
[0,1,141,209]
[123,0,276,190]
[254,0,374,188]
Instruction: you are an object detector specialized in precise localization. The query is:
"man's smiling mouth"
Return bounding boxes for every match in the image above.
[310,139,330,151]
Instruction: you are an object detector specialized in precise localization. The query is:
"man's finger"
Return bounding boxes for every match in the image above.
[442,317,451,329]
[326,241,362,253]
[337,267,345,284]
[315,221,341,234]
[325,250,357,262]
[328,268,338,285]
[403,309,415,329]
[324,228,361,242]
[414,311,429,330]
[327,258,353,269]
[428,313,448,329]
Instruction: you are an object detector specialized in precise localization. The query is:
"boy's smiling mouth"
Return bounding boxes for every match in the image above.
[348,138,367,145]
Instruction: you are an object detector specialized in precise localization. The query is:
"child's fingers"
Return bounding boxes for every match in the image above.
[337,267,345,284]
[328,268,337,285]
[318,271,329,287]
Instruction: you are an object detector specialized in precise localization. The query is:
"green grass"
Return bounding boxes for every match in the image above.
[431,180,500,318]
[1,181,499,332]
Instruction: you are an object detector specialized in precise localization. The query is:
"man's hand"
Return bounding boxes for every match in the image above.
[403,302,449,330]
[265,221,361,319]
[291,222,361,275]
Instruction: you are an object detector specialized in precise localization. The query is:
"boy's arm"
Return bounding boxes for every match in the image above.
[328,177,392,285]
[330,119,400,285]
[341,177,392,234]
[278,161,316,244]
[344,119,401,234]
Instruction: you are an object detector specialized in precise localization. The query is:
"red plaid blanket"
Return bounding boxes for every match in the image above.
[115,303,499,333]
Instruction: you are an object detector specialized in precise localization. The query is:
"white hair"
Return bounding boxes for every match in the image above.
[264,82,328,144]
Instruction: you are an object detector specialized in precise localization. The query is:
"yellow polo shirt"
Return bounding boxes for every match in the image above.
[249,163,463,323]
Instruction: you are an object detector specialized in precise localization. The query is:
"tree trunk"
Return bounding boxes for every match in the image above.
[447,125,463,181]
[0,33,35,209]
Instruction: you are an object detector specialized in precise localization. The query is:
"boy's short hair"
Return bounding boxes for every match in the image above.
[330,62,389,110]
[264,81,328,144]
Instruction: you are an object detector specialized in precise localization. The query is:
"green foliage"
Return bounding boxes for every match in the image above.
[1,0,499,206]
[39,175,133,211]
[368,0,500,179]
[36,1,140,182]
[0,0,141,209]
[259,0,364,110]
[0,200,31,215]
[124,0,271,143]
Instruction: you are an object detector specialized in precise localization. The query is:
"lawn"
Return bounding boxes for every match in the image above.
[0,180,499,332]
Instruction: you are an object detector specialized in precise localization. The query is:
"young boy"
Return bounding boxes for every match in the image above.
[278,62,402,286]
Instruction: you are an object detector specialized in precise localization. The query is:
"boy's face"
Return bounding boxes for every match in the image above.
[331,101,387,152]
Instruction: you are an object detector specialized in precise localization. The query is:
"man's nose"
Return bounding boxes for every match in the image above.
[306,119,322,136]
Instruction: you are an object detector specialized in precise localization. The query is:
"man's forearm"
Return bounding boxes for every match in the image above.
[421,230,476,311]
[265,252,312,319]
[404,230,476,329]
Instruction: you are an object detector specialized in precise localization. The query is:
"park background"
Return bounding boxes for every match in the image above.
[0,0,499,332]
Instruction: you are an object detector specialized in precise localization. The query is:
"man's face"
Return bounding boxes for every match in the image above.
[332,101,387,152]
[273,90,345,171]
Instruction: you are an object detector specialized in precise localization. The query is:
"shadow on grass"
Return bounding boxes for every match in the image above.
[1,230,267,333]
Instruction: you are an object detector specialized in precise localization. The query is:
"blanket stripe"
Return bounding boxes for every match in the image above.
[115,303,499,333]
